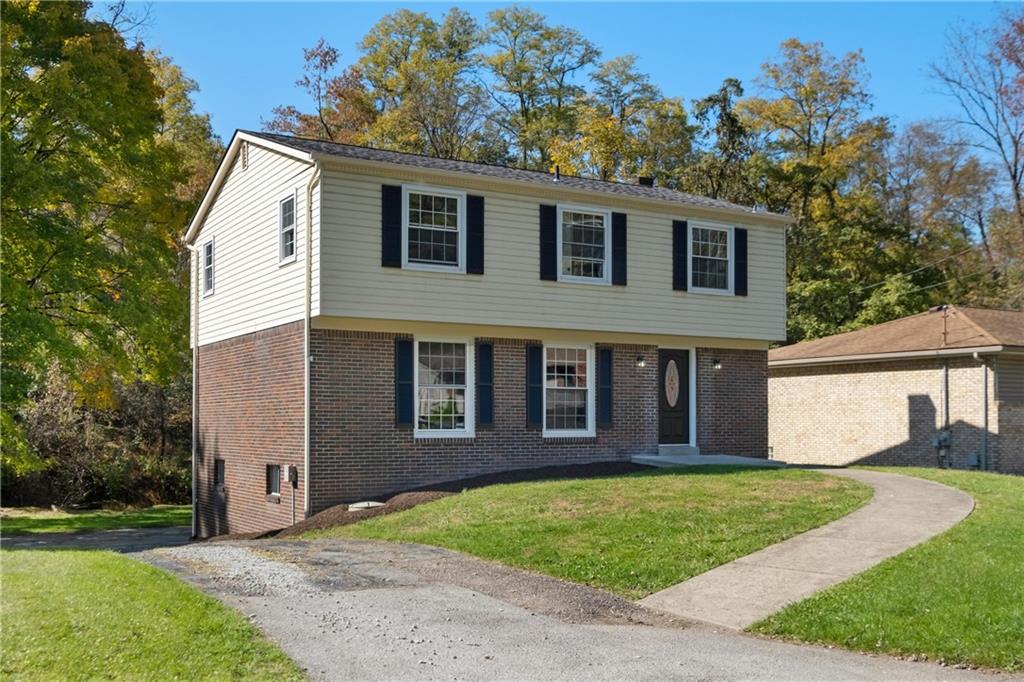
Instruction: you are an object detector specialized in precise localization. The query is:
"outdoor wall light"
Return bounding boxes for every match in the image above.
[635,355,646,368]
[711,358,722,370]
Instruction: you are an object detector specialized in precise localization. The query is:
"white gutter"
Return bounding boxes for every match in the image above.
[303,162,321,517]
[188,242,199,539]
[768,345,1006,368]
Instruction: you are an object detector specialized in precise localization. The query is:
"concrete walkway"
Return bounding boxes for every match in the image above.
[632,453,786,468]
[640,468,975,629]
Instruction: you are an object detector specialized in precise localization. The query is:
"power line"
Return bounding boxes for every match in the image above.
[851,246,970,294]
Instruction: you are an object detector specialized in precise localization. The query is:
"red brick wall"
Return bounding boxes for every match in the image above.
[195,321,305,537]
[696,347,769,457]
[308,331,659,511]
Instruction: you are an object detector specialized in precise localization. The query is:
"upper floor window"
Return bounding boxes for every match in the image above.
[689,224,732,293]
[415,340,474,438]
[558,206,611,284]
[544,345,595,436]
[403,186,466,272]
[279,194,296,263]
[202,239,215,295]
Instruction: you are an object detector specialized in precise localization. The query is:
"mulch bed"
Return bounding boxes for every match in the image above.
[272,461,651,538]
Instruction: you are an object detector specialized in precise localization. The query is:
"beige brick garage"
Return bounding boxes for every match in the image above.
[768,306,1024,475]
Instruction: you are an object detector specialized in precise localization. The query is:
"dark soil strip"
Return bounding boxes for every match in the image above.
[273,461,651,538]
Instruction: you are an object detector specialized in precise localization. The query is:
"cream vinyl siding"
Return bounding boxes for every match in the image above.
[190,143,317,347]
[318,168,786,341]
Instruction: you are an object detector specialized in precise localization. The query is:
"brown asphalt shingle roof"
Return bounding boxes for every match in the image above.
[769,305,1024,364]
[245,130,787,219]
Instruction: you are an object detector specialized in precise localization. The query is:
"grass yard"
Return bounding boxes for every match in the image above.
[307,466,871,599]
[1,504,190,535]
[753,468,1024,672]
[1,549,302,680]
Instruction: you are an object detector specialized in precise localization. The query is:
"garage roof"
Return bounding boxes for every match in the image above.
[769,305,1024,366]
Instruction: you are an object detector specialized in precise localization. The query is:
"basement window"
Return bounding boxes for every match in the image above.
[214,458,225,490]
[266,464,281,497]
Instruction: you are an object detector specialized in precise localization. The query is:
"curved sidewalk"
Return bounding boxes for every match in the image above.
[639,468,975,629]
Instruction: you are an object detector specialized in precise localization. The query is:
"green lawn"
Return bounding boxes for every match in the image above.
[307,466,872,599]
[1,504,190,535]
[752,468,1024,672]
[1,549,302,680]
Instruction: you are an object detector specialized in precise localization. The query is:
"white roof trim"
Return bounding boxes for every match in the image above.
[183,131,314,244]
[768,345,1006,368]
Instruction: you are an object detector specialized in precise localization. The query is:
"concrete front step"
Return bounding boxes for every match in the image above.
[658,444,700,456]
[632,454,786,468]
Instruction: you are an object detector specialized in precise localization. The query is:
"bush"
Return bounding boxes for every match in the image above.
[3,367,191,508]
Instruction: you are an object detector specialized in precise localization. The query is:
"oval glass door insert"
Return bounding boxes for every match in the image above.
[664,359,680,408]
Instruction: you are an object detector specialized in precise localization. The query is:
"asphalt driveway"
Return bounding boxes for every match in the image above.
[144,537,1005,681]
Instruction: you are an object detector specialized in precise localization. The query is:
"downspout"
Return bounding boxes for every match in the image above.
[973,352,990,471]
[303,161,321,518]
[189,242,199,539]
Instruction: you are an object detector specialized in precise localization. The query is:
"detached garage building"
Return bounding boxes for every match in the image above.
[769,305,1023,475]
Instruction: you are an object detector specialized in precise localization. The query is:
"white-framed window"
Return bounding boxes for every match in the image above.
[688,223,733,294]
[414,339,475,438]
[402,185,466,272]
[279,193,297,264]
[543,344,596,437]
[202,238,215,296]
[557,204,612,285]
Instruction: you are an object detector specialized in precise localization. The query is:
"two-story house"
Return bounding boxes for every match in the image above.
[185,131,790,537]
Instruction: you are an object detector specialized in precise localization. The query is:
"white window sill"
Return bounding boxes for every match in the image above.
[688,286,733,296]
[555,275,611,287]
[278,255,297,267]
[202,289,215,298]
[542,430,597,440]
[414,429,475,440]
[402,262,466,275]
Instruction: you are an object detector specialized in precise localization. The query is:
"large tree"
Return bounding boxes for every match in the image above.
[2,1,219,481]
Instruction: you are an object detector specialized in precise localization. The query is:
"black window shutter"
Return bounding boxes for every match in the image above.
[526,344,543,428]
[597,347,613,428]
[477,342,494,427]
[382,184,402,268]
[395,338,414,428]
[672,220,688,291]
[539,205,557,281]
[611,213,627,285]
[734,227,748,296]
[467,195,485,274]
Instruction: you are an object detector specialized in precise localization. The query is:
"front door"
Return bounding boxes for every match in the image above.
[658,349,690,444]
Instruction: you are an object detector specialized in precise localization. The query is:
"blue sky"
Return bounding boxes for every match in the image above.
[134,2,1008,143]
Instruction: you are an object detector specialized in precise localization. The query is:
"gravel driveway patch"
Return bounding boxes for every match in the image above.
[144,537,1005,681]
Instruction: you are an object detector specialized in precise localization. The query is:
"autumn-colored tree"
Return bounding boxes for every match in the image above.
[266,39,376,144]
[2,1,218,499]
[485,6,599,168]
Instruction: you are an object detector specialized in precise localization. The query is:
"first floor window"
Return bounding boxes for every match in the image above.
[266,464,281,496]
[544,346,592,433]
[559,207,610,283]
[690,225,731,292]
[214,458,225,489]
[416,340,473,435]
[279,194,296,262]
[405,188,464,269]
[202,239,215,294]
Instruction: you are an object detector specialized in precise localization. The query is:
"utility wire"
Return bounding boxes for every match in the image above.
[853,247,975,294]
